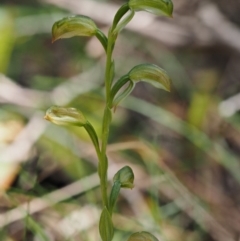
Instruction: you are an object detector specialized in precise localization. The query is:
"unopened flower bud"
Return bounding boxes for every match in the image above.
[128,0,173,17]
[44,106,87,126]
[52,15,98,42]
[113,166,134,189]
[129,63,171,91]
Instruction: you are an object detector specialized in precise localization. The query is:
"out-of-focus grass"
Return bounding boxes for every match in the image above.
[123,96,240,183]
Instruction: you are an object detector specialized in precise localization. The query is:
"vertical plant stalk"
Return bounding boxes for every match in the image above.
[99,3,132,209]
[99,29,115,209]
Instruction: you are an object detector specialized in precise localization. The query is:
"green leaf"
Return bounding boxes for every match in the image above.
[95,29,108,52]
[113,166,134,189]
[110,74,135,109]
[109,180,121,215]
[99,207,114,241]
[44,106,87,126]
[128,0,173,17]
[128,64,171,91]
[52,15,98,42]
[110,74,130,101]
[112,80,135,110]
[112,10,135,36]
[112,3,130,30]
[127,231,159,241]
[83,122,101,157]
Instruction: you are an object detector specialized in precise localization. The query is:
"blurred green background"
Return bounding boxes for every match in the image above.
[1,0,240,241]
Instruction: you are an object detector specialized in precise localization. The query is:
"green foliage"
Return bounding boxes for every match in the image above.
[128,0,173,17]
[99,207,114,241]
[109,180,121,215]
[2,1,240,240]
[45,1,173,240]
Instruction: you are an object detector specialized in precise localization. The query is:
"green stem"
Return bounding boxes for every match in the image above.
[84,121,109,208]
[105,30,114,99]
[99,2,131,213]
[100,106,112,209]
[99,27,115,209]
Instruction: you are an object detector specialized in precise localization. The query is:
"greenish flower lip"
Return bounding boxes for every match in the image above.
[129,63,171,91]
[128,0,173,17]
[44,106,87,126]
[52,15,98,42]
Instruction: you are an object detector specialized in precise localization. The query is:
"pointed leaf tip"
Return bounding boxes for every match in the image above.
[52,15,98,42]
[129,64,171,91]
[128,0,173,17]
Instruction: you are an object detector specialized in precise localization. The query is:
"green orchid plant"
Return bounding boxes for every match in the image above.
[44,0,173,240]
